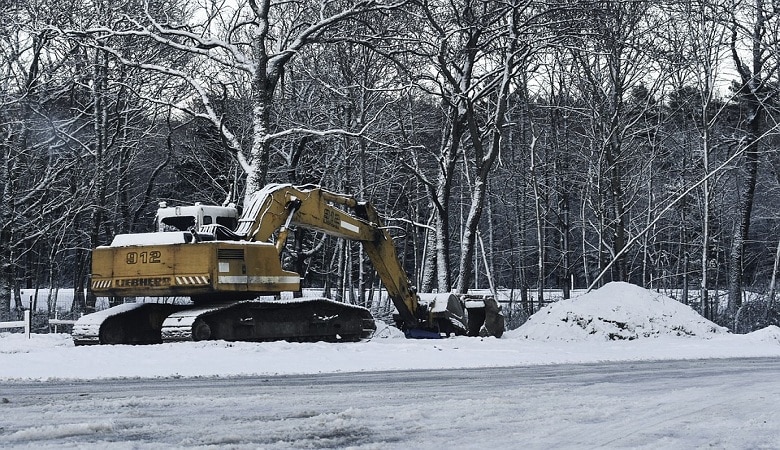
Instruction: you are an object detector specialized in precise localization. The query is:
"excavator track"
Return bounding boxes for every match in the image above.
[72,303,188,345]
[162,298,375,342]
[73,298,375,345]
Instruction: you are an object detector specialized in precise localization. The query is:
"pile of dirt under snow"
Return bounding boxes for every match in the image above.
[510,282,728,341]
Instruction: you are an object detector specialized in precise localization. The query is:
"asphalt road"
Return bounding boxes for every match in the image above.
[2,358,779,449]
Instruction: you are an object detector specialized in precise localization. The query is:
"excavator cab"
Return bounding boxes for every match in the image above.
[155,202,238,232]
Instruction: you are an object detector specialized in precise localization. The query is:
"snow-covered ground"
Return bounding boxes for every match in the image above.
[2,282,779,381]
[3,282,780,449]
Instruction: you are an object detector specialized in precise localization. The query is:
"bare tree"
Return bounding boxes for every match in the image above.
[404,0,545,293]
[663,0,731,318]
[571,0,666,284]
[404,0,477,292]
[71,0,407,205]
[726,0,780,315]
[454,1,542,294]
[0,5,63,318]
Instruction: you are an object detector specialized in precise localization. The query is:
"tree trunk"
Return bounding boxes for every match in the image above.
[419,210,437,292]
[701,126,711,319]
[245,4,277,201]
[456,178,488,293]
[87,50,111,311]
[530,135,546,307]
[727,0,767,316]
[605,132,627,282]
[727,136,759,314]
[245,84,272,201]
[558,175,571,299]
[768,238,780,307]
[435,205,452,292]
[0,142,13,320]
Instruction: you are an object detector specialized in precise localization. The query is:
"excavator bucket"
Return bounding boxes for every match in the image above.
[416,293,468,337]
[463,294,504,338]
[411,293,504,338]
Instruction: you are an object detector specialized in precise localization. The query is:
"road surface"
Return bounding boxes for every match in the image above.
[2,358,779,449]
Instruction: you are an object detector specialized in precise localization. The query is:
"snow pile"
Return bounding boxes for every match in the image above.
[744,325,780,344]
[512,282,728,341]
[370,320,406,339]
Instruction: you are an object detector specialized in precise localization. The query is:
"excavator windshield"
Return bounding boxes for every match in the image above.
[159,216,195,232]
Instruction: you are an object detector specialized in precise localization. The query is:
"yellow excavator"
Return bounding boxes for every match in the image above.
[72,184,503,345]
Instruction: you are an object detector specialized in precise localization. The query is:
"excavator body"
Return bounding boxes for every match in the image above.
[73,184,503,345]
[90,238,300,300]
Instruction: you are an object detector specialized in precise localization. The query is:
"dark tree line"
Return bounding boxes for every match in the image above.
[2,0,780,332]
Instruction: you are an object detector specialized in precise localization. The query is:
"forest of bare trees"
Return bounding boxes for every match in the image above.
[2,0,780,332]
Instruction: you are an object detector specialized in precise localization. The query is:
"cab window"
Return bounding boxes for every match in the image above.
[161,216,195,231]
[217,216,238,229]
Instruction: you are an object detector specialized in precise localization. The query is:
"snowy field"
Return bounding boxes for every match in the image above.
[3,282,780,449]
[2,282,780,381]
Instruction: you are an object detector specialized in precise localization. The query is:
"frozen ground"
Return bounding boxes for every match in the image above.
[2,282,780,449]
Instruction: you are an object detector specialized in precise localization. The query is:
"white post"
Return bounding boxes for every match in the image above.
[571,274,575,293]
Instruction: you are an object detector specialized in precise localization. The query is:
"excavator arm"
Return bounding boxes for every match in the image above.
[235,184,421,330]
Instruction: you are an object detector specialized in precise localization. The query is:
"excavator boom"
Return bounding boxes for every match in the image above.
[236,184,421,329]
